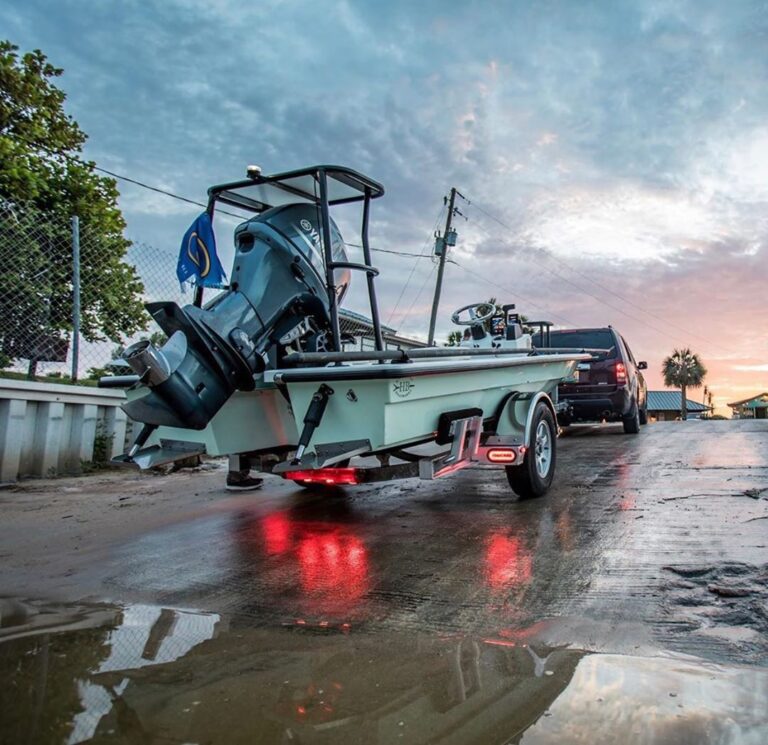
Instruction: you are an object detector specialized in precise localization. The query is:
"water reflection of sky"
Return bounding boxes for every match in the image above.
[68,605,219,744]
[521,654,768,745]
[4,597,767,745]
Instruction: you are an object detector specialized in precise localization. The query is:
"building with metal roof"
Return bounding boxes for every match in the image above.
[339,309,427,351]
[727,392,768,419]
[646,391,711,421]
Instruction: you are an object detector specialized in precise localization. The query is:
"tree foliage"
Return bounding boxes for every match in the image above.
[445,330,462,346]
[662,348,707,420]
[0,40,147,370]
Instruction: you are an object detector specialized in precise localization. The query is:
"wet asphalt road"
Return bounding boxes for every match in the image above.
[1,420,767,743]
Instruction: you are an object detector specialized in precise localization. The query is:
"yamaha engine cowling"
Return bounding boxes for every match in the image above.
[122,204,350,430]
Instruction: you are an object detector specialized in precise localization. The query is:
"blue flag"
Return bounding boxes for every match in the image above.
[176,212,227,289]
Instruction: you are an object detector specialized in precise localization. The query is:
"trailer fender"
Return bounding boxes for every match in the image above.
[523,392,557,445]
[494,391,557,447]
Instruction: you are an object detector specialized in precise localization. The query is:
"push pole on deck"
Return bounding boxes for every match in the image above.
[427,187,457,346]
[71,216,81,382]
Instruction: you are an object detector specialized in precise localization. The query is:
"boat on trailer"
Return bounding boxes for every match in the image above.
[103,165,590,498]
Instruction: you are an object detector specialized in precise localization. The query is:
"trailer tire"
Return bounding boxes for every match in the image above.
[506,401,556,499]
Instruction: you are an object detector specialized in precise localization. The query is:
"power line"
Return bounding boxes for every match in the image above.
[6,131,442,262]
[464,199,686,338]
[463,194,741,357]
[469,199,682,325]
[344,242,436,259]
[401,262,438,334]
[452,260,573,326]
[4,131,256,220]
[386,203,446,326]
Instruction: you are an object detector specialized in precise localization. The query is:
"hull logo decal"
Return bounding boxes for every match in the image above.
[393,380,415,398]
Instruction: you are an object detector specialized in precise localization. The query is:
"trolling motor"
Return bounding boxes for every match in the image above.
[118,203,350,437]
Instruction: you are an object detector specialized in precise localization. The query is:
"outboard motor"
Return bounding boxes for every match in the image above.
[122,204,350,431]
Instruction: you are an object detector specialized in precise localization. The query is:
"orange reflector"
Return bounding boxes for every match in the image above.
[486,448,517,464]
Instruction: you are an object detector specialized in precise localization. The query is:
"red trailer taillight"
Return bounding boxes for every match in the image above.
[283,468,360,485]
[486,448,517,464]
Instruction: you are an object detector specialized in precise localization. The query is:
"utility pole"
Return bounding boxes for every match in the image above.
[427,188,458,346]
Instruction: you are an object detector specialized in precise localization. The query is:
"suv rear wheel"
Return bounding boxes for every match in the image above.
[623,399,641,434]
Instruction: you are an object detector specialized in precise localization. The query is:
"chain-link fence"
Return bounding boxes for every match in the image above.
[0,203,186,381]
[0,204,412,385]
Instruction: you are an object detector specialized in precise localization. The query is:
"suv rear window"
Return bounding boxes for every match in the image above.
[534,329,617,359]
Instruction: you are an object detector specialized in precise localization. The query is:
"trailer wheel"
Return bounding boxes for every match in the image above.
[506,402,556,499]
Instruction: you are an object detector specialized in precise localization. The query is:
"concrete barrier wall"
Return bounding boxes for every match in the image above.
[0,379,133,482]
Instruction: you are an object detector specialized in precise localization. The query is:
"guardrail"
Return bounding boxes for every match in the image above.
[0,379,136,482]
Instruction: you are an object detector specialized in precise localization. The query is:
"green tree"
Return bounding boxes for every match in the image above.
[662,348,707,420]
[0,40,147,376]
[445,330,462,346]
[479,297,500,332]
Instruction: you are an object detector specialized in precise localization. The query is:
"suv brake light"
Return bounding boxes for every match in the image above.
[615,361,627,385]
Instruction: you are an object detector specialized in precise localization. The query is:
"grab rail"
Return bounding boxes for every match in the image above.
[328,260,379,276]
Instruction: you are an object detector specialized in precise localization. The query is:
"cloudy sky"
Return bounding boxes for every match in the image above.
[3,0,767,411]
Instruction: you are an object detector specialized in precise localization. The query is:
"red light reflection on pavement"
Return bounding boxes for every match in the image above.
[484,532,533,591]
[237,513,371,618]
[261,514,291,555]
[618,494,637,511]
[297,532,369,604]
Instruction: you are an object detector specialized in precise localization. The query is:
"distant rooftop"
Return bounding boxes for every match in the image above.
[727,392,768,409]
[338,309,428,348]
[646,391,709,412]
[339,308,396,334]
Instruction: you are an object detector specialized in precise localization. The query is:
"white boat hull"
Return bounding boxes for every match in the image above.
[128,387,298,457]
[271,354,583,454]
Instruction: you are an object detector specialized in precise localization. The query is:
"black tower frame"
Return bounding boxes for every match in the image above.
[197,165,386,354]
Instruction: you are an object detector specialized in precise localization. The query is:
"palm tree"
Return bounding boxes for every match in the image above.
[662,348,707,420]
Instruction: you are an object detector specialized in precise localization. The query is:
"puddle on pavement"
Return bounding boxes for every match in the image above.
[1,599,767,744]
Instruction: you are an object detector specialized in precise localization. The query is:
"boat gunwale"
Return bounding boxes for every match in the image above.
[270,352,590,383]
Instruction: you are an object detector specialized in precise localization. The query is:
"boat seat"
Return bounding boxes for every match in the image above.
[471,326,486,341]
[506,323,523,341]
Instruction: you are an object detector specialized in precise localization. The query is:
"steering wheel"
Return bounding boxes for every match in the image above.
[451,302,497,326]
